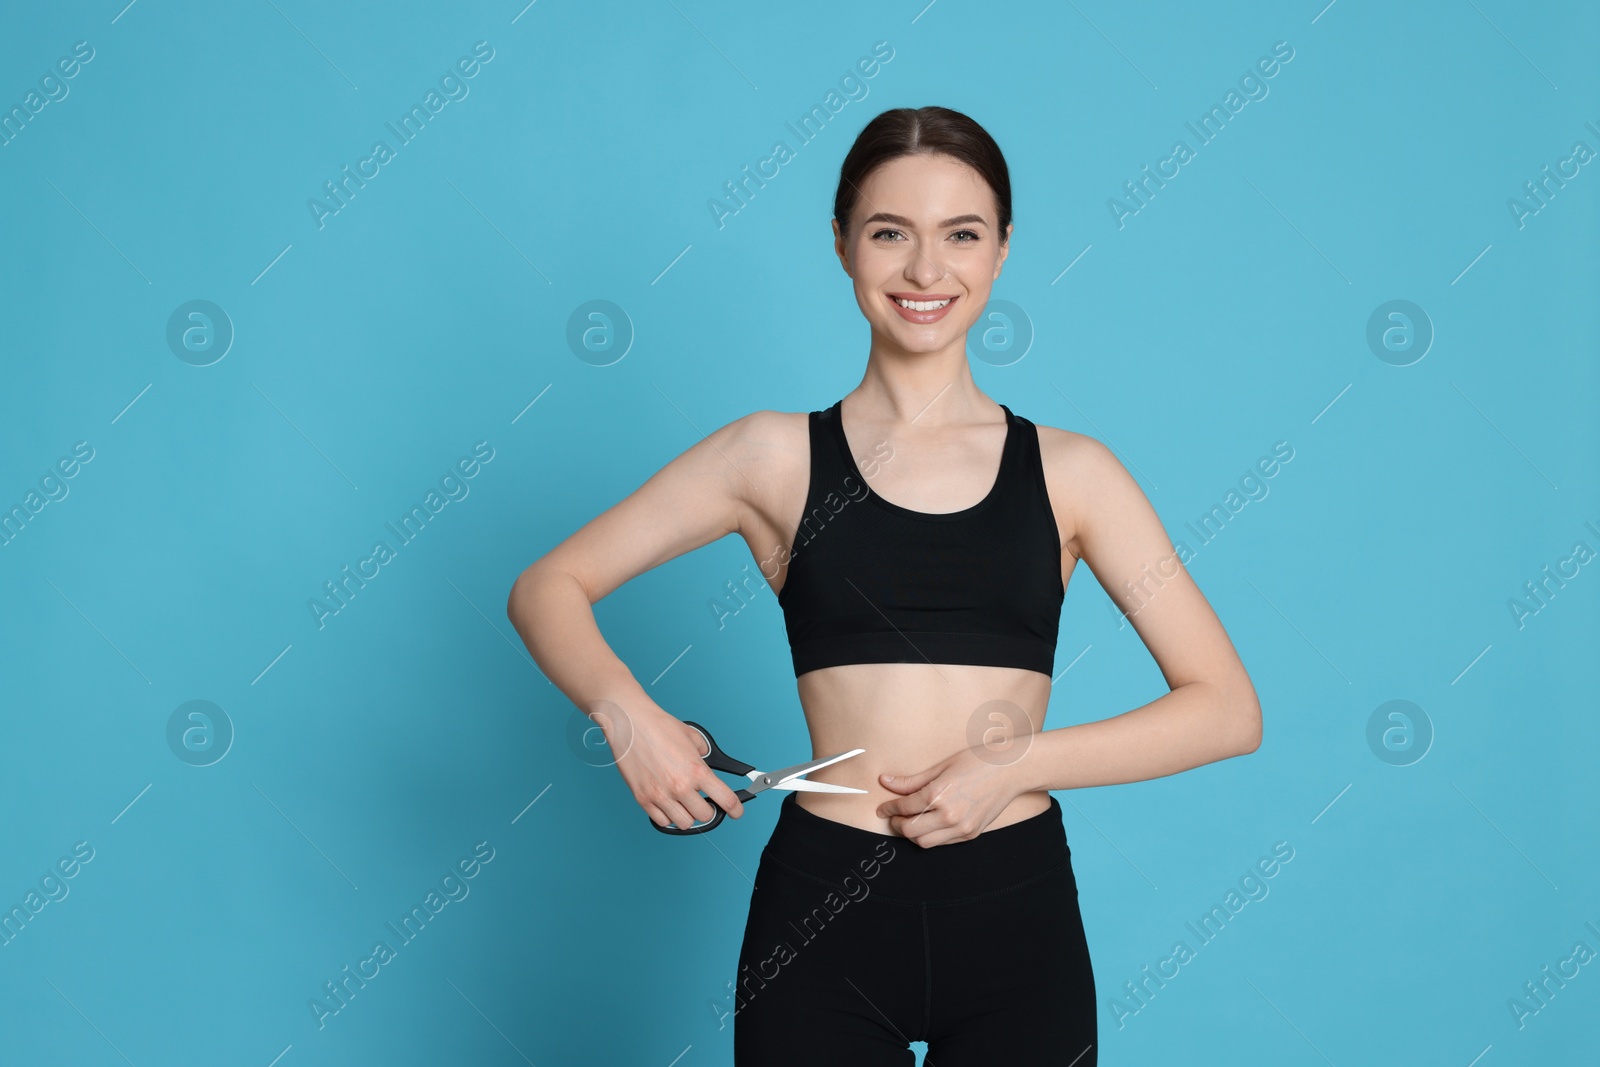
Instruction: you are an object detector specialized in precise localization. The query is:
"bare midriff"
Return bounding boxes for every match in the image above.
[790,660,1055,837]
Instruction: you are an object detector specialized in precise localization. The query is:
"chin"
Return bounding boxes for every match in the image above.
[907,330,959,348]
[886,316,971,342]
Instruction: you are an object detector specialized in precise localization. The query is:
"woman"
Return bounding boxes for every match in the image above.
[506,106,1262,1065]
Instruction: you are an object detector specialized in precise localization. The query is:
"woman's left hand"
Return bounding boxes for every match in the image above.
[875,746,1026,848]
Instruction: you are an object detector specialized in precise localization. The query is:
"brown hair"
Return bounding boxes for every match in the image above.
[833,106,1012,245]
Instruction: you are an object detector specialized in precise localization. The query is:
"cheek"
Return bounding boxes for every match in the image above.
[853,246,891,276]
[958,264,997,294]
[854,263,896,300]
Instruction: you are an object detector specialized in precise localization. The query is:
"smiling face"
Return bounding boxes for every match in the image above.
[833,151,1012,357]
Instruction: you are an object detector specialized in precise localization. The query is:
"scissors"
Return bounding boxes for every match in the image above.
[653,721,866,835]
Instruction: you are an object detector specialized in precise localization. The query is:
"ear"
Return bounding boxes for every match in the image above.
[993,222,1013,279]
[832,217,853,278]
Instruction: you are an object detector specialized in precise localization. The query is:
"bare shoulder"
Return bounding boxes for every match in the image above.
[1031,421,1128,561]
[715,407,813,531]
[726,407,809,453]
[723,408,809,484]
[1033,421,1106,461]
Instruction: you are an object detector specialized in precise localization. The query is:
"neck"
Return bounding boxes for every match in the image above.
[850,345,992,427]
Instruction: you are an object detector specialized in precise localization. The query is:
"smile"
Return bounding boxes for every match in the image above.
[887,293,958,323]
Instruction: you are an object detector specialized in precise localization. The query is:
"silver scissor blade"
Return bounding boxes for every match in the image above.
[747,747,866,795]
[775,778,868,794]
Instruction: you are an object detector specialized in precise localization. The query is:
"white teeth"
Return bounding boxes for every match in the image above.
[894,297,952,311]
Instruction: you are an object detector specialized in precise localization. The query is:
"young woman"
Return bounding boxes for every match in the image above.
[507,106,1262,1065]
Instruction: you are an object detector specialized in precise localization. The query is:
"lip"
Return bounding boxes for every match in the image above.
[886,292,959,324]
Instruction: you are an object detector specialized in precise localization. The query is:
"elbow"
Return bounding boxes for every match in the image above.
[1231,688,1262,756]
[505,571,524,622]
[1208,675,1261,756]
[1236,715,1262,756]
[506,562,547,622]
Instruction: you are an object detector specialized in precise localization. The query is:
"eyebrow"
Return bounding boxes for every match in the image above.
[859,212,990,229]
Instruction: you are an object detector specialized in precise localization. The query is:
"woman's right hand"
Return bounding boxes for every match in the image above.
[588,700,747,830]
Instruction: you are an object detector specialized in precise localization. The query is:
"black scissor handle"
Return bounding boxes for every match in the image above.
[651,721,756,835]
[683,721,757,776]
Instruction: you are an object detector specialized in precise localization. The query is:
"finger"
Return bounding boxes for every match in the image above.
[676,787,724,828]
[662,796,713,831]
[645,802,671,828]
[892,811,962,848]
[877,782,922,816]
[879,784,941,821]
[648,800,699,831]
[912,820,975,849]
[888,816,936,848]
[652,783,716,831]
[879,772,912,794]
[881,765,940,794]
[896,791,952,833]
[908,830,952,849]
[680,721,710,758]
[877,796,909,819]
[705,778,744,819]
[887,803,941,834]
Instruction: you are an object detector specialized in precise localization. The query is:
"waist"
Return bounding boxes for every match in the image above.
[765,790,1069,904]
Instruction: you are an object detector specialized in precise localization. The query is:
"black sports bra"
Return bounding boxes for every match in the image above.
[776,398,1065,678]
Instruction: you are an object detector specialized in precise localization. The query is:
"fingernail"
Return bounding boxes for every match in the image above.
[883,774,894,782]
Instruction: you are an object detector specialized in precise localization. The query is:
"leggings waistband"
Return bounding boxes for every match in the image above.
[762,791,1070,905]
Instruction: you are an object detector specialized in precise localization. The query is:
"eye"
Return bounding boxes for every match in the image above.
[870,228,905,242]
[951,230,980,243]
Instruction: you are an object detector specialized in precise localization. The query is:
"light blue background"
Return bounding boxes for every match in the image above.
[2,1,1597,1064]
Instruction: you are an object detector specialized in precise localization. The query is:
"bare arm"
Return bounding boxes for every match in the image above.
[1014,433,1262,793]
[506,409,775,830]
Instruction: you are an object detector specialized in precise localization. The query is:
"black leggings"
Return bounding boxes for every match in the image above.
[732,791,1097,1065]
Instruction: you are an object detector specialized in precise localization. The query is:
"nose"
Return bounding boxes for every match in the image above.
[904,244,949,288]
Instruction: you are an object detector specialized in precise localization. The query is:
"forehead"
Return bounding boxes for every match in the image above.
[857,153,995,221]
